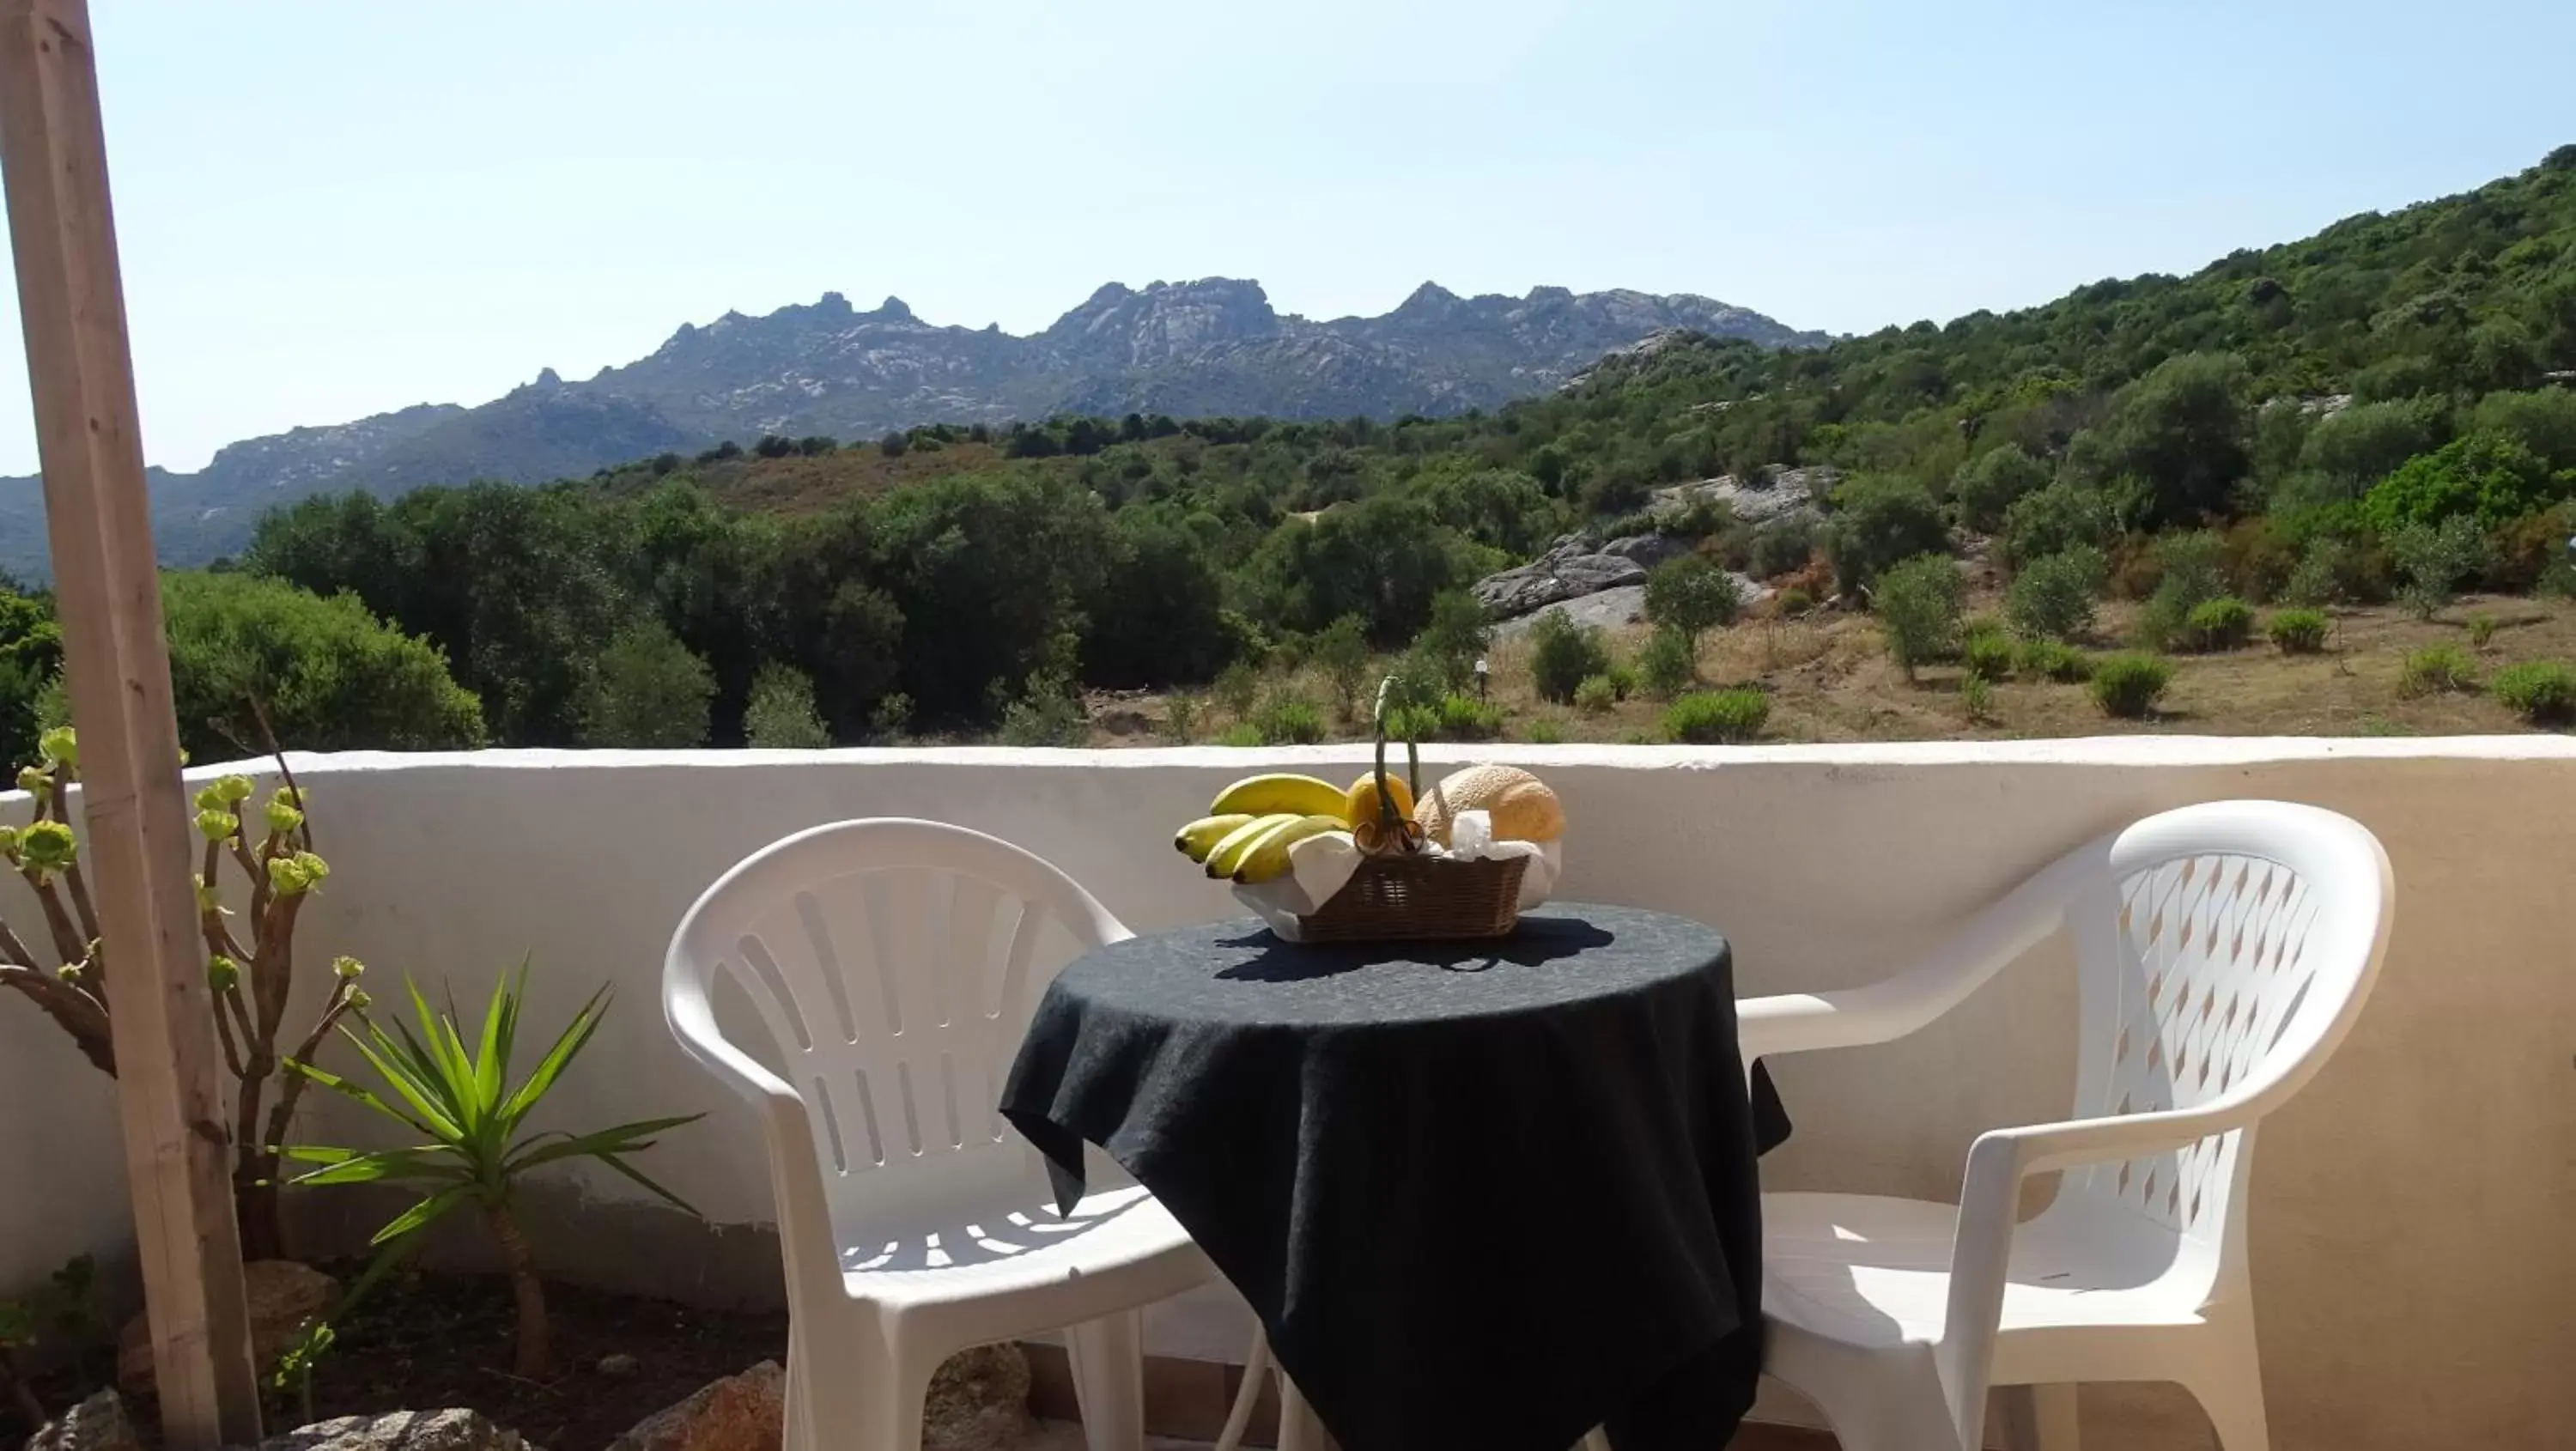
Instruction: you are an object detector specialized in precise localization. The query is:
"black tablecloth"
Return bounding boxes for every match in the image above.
[998,904,1789,1451]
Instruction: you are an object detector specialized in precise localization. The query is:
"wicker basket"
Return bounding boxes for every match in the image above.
[1296,851,1527,944]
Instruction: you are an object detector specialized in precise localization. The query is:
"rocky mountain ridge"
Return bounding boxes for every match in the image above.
[0,278,1822,577]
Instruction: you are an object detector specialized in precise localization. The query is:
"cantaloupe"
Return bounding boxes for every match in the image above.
[1413,763,1565,847]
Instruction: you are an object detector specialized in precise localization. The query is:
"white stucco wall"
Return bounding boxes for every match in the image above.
[3,740,2572,1448]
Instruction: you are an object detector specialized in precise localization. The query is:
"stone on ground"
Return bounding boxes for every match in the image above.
[242,1410,525,1451]
[605,1344,1032,1451]
[605,1361,781,1451]
[26,1389,138,1451]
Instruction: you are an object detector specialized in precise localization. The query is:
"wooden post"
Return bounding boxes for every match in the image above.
[0,2,261,1445]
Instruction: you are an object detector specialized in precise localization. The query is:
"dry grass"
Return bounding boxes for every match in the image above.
[1096,592,2576,746]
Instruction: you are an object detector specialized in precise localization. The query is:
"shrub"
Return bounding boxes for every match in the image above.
[742,664,831,749]
[1253,690,1327,744]
[1998,479,2120,569]
[1162,695,1201,744]
[1950,444,2053,532]
[1605,662,1641,700]
[1638,626,1697,698]
[2397,645,2478,697]
[2267,609,2329,654]
[2467,612,2501,651]
[2016,639,2094,683]
[1431,693,1504,740]
[1749,518,1819,579]
[160,571,487,756]
[1773,586,1814,616]
[1524,719,1567,744]
[1959,673,1997,723]
[1872,554,1965,678]
[1573,675,1619,714]
[2391,514,2489,619]
[2004,545,2107,641]
[1664,689,1771,744]
[2490,661,2576,723]
[1313,614,1372,721]
[2279,532,2390,606]
[2184,597,2255,652]
[1824,476,1949,594]
[1218,722,1265,747]
[2088,653,2173,719]
[578,621,715,749]
[1528,610,1613,703]
[1213,661,1261,721]
[283,966,699,1377]
[2364,432,2568,534]
[1408,590,1493,691]
[997,677,1090,746]
[1643,556,1745,643]
[1962,625,2017,682]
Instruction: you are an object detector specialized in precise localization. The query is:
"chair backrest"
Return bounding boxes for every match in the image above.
[665,818,1131,1248]
[2047,801,2392,1272]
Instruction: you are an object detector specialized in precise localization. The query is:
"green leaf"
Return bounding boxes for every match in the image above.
[591,1151,703,1220]
[504,1114,704,1175]
[291,1054,438,1138]
[337,1023,462,1140]
[496,986,608,1125]
[283,1147,467,1188]
[368,1183,472,1247]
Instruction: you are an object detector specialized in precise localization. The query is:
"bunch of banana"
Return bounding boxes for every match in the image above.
[1172,771,1413,885]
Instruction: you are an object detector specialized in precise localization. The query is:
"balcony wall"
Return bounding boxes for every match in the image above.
[3,740,2571,1448]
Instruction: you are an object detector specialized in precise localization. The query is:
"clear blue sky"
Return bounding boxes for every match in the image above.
[2,0,2571,475]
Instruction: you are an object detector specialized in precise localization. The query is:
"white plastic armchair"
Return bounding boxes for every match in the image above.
[1742,801,2392,1451]
[664,819,1215,1451]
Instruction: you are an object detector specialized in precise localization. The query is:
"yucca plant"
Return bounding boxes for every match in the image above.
[284,966,701,1376]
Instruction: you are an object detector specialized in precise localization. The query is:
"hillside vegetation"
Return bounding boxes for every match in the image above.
[3,146,2573,760]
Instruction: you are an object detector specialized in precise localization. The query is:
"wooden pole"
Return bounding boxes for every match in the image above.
[0,2,261,1445]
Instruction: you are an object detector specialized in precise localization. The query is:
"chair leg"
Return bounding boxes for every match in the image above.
[2185,1371,2270,1451]
[1999,1384,2080,1451]
[1578,1430,1611,1451]
[1066,1310,1147,1451]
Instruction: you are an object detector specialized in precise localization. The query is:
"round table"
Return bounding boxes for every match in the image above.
[999,903,1788,1451]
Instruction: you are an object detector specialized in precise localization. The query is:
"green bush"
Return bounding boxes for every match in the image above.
[1604,662,1640,700]
[1212,661,1261,721]
[1573,675,1619,714]
[1253,690,1327,744]
[1638,627,1697,699]
[1431,693,1504,741]
[2016,639,2094,683]
[1523,719,1567,744]
[741,664,830,749]
[2267,609,2330,653]
[2184,597,2255,652]
[2490,661,2576,723]
[1998,479,2121,570]
[1749,519,1819,579]
[1527,610,1613,703]
[1664,689,1771,744]
[578,621,716,749]
[1871,554,1965,678]
[1161,694,1201,744]
[2088,653,2173,719]
[1959,673,1997,723]
[1773,586,1814,616]
[1643,556,1745,643]
[2391,514,2489,619]
[997,676,1090,747]
[1825,477,1949,595]
[2397,645,2477,698]
[2004,545,2107,641]
[1962,625,2017,682]
[2363,432,2570,534]
[1218,722,1265,747]
[160,571,487,757]
[2467,612,2501,651]
[1950,444,2053,533]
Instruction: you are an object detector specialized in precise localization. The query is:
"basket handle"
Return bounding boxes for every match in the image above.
[1370,676,1425,855]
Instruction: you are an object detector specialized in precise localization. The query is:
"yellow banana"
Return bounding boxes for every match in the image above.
[1205,813,1298,878]
[1231,815,1345,884]
[1174,814,1256,864]
[1208,773,1349,821]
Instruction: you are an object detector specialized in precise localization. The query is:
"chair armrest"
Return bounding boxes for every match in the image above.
[1931,1096,2258,1450]
[1737,871,2069,1062]
[664,981,846,1303]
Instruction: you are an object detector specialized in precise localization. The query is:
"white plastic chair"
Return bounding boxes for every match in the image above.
[1740,801,2392,1451]
[664,818,1216,1451]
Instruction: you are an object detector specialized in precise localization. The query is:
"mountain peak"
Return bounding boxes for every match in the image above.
[876,295,914,321]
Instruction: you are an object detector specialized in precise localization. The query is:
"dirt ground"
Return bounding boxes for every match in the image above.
[1091,592,2576,747]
